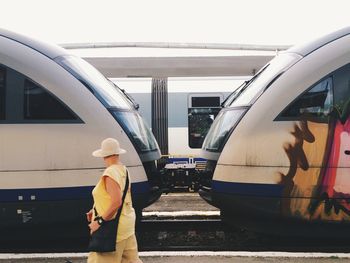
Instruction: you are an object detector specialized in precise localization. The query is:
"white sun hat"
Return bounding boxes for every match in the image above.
[92,138,127,157]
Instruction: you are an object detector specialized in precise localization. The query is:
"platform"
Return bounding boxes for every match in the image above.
[143,193,219,213]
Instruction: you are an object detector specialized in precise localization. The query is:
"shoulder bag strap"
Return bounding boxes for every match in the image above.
[114,168,129,221]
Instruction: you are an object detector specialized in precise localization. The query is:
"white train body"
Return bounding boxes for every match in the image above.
[0,29,161,232]
[200,27,350,236]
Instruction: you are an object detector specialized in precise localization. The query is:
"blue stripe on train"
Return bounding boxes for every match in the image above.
[212,180,284,197]
[0,181,150,202]
[131,181,150,194]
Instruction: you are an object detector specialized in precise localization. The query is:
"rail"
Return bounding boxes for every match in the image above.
[2,217,350,253]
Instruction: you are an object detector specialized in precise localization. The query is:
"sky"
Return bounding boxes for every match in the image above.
[1,0,350,46]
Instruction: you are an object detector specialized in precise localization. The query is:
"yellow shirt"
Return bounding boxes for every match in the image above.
[92,164,136,242]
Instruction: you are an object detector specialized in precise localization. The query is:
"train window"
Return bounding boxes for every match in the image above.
[0,67,5,120]
[188,108,220,148]
[279,77,333,121]
[332,64,350,121]
[188,95,222,148]
[23,79,79,121]
[230,53,298,107]
[56,56,132,110]
[111,110,158,153]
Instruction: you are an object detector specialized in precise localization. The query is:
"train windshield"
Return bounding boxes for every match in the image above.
[111,111,159,153]
[57,55,159,156]
[202,108,246,152]
[56,55,132,109]
[228,53,300,107]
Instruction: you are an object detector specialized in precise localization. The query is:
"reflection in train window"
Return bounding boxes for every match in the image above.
[332,64,350,120]
[0,67,5,120]
[280,77,333,121]
[23,79,78,121]
[188,108,220,148]
[188,95,222,148]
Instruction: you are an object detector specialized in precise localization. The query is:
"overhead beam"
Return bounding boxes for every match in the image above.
[84,56,274,77]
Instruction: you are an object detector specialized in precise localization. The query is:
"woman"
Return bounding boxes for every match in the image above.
[87,138,142,263]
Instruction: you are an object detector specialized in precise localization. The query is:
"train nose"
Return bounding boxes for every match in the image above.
[148,185,162,205]
[198,185,215,206]
[198,159,218,207]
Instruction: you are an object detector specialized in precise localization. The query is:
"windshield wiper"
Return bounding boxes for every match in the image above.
[221,80,248,107]
[120,88,140,110]
[108,79,140,110]
[221,64,270,107]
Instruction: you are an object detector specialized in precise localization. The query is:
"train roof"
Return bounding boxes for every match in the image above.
[286,27,350,57]
[0,28,69,59]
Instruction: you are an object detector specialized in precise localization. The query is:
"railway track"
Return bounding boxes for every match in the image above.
[1,217,350,253]
[138,218,350,253]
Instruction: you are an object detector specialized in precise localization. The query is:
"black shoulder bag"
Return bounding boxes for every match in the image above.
[88,170,129,252]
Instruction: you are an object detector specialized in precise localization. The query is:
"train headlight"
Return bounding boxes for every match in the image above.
[202,108,247,152]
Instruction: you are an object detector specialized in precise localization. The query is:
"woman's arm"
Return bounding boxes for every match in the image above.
[88,176,122,234]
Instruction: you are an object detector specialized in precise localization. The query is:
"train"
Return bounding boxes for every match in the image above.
[199,27,350,237]
[0,28,163,238]
[65,41,274,191]
[112,77,246,190]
